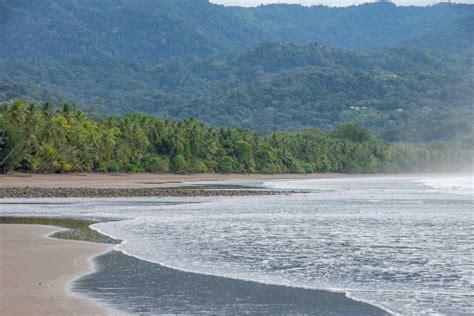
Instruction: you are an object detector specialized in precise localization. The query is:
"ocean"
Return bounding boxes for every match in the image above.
[1,174,472,315]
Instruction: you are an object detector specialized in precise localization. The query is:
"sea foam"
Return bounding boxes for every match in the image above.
[1,175,472,315]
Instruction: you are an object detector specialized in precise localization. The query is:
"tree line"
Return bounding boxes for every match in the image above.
[0,100,469,174]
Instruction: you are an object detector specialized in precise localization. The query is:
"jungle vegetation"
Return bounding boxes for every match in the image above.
[1,1,472,143]
[1,43,472,142]
[1,0,471,60]
[1,100,470,174]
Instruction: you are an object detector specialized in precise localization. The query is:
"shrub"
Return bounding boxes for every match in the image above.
[107,161,120,172]
[189,160,208,173]
[144,155,170,173]
[171,154,188,173]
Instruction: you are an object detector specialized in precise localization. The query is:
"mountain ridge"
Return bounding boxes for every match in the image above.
[0,0,472,143]
[1,0,472,61]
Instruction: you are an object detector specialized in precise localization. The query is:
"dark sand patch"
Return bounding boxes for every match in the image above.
[0,187,292,198]
[74,250,388,315]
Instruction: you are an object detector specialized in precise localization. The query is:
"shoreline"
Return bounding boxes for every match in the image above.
[0,172,453,198]
[0,172,335,198]
[0,186,292,198]
[0,172,399,198]
[75,249,388,315]
[2,220,388,315]
[0,172,354,188]
[0,224,117,315]
[1,175,470,314]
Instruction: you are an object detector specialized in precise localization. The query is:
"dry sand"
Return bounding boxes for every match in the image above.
[0,224,116,316]
[0,172,350,189]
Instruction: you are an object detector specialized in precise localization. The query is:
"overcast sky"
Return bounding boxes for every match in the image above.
[210,0,473,7]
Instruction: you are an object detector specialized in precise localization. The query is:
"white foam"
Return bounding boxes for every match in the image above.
[91,224,396,315]
[415,174,474,196]
[1,175,473,315]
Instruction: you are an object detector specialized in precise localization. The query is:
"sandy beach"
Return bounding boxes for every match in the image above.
[0,224,114,316]
[0,172,350,189]
[0,225,387,316]
[0,172,352,198]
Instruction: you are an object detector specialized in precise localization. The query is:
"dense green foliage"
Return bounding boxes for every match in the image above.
[1,1,471,61]
[1,43,471,142]
[1,100,470,174]
[0,1,472,144]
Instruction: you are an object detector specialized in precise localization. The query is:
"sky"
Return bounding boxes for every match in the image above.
[210,0,473,6]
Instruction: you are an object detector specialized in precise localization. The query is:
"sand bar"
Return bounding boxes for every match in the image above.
[0,172,351,189]
[0,172,351,198]
[0,224,114,315]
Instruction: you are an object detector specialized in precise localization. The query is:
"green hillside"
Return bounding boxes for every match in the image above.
[1,1,471,61]
[0,0,472,143]
[2,43,471,142]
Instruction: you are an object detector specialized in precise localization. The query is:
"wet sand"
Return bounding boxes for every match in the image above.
[0,173,391,315]
[0,224,388,316]
[0,172,347,198]
[0,172,349,189]
[0,187,288,198]
[0,224,115,315]
[74,250,388,315]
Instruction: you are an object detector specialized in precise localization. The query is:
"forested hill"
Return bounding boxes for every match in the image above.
[1,43,471,142]
[0,0,472,143]
[1,0,472,61]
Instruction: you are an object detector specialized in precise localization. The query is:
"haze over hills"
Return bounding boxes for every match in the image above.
[1,0,471,60]
[0,0,472,142]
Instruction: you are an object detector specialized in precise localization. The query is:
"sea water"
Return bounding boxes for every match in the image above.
[1,175,472,315]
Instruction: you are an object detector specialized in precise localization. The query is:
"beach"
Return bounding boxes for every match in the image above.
[0,174,387,315]
[74,250,387,315]
[0,224,114,315]
[0,224,386,315]
[0,172,349,189]
[0,172,349,198]
[2,174,470,314]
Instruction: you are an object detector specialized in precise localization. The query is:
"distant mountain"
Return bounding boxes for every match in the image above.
[403,12,474,52]
[1,43,471,142]
[249,2,473,53]
[1,0,472,62]
[0,0,472,142]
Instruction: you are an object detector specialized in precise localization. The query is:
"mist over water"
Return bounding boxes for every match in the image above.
[415,174,473,196]
[1,174,472,315]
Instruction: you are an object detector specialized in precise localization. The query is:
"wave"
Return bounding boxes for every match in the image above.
[3,175,472,315]
[89,223,396,315]
[262,174,474,197]
[415,174,474,196]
